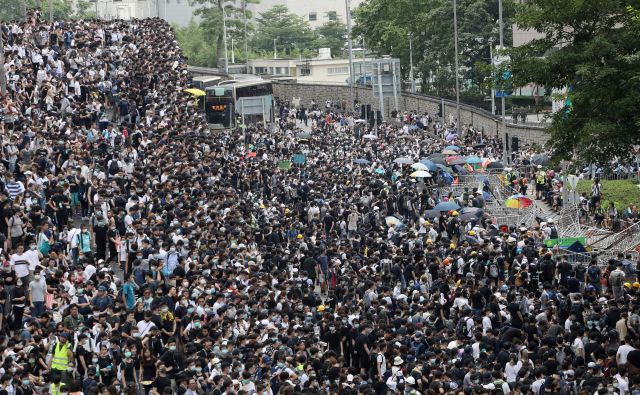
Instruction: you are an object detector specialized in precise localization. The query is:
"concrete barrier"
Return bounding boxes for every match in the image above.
[272,81,549,147]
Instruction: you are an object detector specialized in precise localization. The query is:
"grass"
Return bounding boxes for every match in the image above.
[576,179,640,210]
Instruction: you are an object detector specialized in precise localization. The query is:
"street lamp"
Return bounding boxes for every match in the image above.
[346,0,355,112]
[453,0,461,131]
[223,9,229,73]
[498,0,507,162]
[408,32,415,93]
[231,37,235,64]
[489,37,495,115]
[273,38,277,59]
[243,0,249,72]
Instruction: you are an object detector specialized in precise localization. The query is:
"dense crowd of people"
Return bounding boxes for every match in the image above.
[1,9,640,395]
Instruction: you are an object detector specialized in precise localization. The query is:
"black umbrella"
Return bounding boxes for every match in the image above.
[531,154,550,166]
[487,161,505,170]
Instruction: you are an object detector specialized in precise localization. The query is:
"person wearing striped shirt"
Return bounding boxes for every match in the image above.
[5,174,25,201]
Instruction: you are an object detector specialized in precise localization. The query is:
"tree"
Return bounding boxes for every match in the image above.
[191,0,259,68]
[173,20,218,68]
[316,11,347,58]
[509,0,640,164]
[353,0,514,99]
[253,5,319,57]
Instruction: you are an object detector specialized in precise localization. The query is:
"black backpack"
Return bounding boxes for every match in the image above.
[108,159,119,175]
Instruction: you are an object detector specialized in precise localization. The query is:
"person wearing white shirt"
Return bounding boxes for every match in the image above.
[614,372,629,395]
[482,310,493,335]
[136,313,157,337]
[10,245,31,282]
[616,344,636,366]
[505,357,522,385]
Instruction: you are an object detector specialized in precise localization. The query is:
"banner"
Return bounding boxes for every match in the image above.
[545,237,586,248]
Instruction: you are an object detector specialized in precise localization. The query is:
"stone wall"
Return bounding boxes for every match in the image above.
[273,82,549,147]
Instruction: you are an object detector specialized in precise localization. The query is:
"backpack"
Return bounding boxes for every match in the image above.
[455,316,468,338]
[550,226,559,239]
[108,159,119,175]
[489,263,499,278]
[588,266,600,283]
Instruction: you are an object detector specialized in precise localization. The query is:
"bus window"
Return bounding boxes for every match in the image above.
[205,100,234,128]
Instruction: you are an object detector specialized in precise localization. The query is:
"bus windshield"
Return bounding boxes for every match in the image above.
[205,99,233,128]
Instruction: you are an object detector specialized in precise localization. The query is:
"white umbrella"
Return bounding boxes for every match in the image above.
[411,163,429,171]
[394,157,413,165]
[354,119,367,124]
[410,170,432,178]
[385,216,403,226]
[363,134,378,140]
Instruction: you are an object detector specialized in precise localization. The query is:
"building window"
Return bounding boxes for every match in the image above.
[254,67,268,74]
[308,12,317,21]
[300,67,311,76]
[327,66,349,75]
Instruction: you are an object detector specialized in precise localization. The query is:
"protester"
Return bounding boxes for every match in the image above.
[0,9,640,395]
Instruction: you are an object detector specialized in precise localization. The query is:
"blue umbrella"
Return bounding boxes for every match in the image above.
[409,125,420,131]
[434,201,461,212]
[466,156,482,164]
[452,165,469,175]
[445,145,461,151]
[354,159,370,165]
[419,159,438,171]
[441,172,454,185]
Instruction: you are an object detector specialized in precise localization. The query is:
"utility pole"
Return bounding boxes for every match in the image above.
[346,0,355,112]
[273,38,277,59]
[243,0,249,72]
[499,0,507,163]
[231,38,235,64]
[49,0,53,22]
[223,9,229,73]
[408,32,415,93]
[453,0,461,132]
[0,26,7,96]
[489,38,495,115]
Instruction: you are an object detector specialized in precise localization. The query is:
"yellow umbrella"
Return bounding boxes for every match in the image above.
[184,88,206,97]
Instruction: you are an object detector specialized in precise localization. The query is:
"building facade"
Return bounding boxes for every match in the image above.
[93,0,363,27]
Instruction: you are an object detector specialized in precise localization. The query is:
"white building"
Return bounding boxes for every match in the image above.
[247,49,373,84]
[93,0,363,27]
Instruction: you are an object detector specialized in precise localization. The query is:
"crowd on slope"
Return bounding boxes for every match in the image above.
[1,9,640,395]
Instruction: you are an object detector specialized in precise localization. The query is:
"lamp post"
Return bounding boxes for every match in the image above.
[453,0,461,131]
[489,37,495,115]
[49,0,53,22]
[223,9,229,73]
[231,37,235,64]
[408,32,415,93]
[499,0,507,162]
[273,38,277,59]
[243,0,249,72]
[346,0,355,112]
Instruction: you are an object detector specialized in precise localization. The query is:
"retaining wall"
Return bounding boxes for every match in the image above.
[272,82,549,147]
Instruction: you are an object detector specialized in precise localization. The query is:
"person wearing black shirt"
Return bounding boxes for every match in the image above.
[355,327,371,376]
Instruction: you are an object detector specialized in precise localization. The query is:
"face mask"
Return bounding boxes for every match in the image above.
[182,282,189,287]
[191,366,196,371]
[30,245,36,251]
[67,366,75,372]
[161,307,169,313]
[28,358,35,364]
[187,308,194,314]
[169,346,176,351]
[195,367,202,373]
[125,351,132,358]
[16,281,22,287]
[22,380,30,386]
[34,275,41,281]
[92,357,99,363]
[194,322,202,329]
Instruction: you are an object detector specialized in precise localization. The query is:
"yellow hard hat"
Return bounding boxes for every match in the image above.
[285,208,291,214]
[624,282,632,289]
[296,234,303,239]
[469,230,476,236]
[259,204,266,209]
[634,282,640,288]
[452,211,459,217]
[317,305,326,312]
[426,239,433,244]
[450,243,456,249]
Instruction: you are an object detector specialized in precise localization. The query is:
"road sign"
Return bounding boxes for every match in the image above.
[567,175,579,190]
